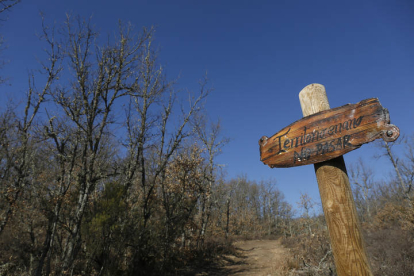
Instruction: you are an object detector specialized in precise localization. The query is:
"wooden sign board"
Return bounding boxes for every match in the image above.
[259,98,399,168]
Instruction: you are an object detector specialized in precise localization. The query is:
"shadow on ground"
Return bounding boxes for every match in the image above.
[177,246,248,276]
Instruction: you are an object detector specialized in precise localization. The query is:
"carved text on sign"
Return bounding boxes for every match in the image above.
[259,98,399,168]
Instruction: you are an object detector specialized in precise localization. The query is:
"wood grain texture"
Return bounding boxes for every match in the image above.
[299,84,373,276]
[299,83,330,115]
[259,98,399,168]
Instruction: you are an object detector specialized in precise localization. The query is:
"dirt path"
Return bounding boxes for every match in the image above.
[196,239,289,276]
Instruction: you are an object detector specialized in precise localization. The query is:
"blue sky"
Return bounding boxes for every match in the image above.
[1,0,413,211]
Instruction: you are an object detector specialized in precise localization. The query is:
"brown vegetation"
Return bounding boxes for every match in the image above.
[1,9,413,276]
[0,15,293,276]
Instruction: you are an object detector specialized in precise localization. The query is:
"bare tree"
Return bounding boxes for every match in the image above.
[191,112,229,246]
[400,136,414,200]
[259,179,284,236]
[159,145,205,268]
[377,139,413,207]
[0,32,59,236]
[0,0,19,15]
[350,158,375,221]
[0,0,21,84]
[30,15,156,275]
[118,42,209,272]
[223,177,242,239]
[297,192,315,236]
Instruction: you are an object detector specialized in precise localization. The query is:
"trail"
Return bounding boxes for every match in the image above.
[196,239,289,276]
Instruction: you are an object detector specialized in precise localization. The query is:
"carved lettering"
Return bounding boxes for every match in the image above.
[293,134,353,163]
[260,98,400,168]
[274,128,291,154]
[279,116,363,164]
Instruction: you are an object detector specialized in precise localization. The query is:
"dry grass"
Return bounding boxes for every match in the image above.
[282,202,414,276]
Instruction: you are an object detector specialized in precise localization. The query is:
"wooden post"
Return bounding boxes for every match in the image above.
[259,84,398,274]
[299,84,373,276]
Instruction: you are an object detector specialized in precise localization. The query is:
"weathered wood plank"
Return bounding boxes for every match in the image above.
[259,98,399,168]
[298,83,373,276]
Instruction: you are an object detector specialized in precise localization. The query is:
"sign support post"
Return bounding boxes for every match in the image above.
[259,83,399,275]
[299,84,373,275]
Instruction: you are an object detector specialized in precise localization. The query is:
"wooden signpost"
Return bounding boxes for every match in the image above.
[259,98,399,168]
[259,84,400,276]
